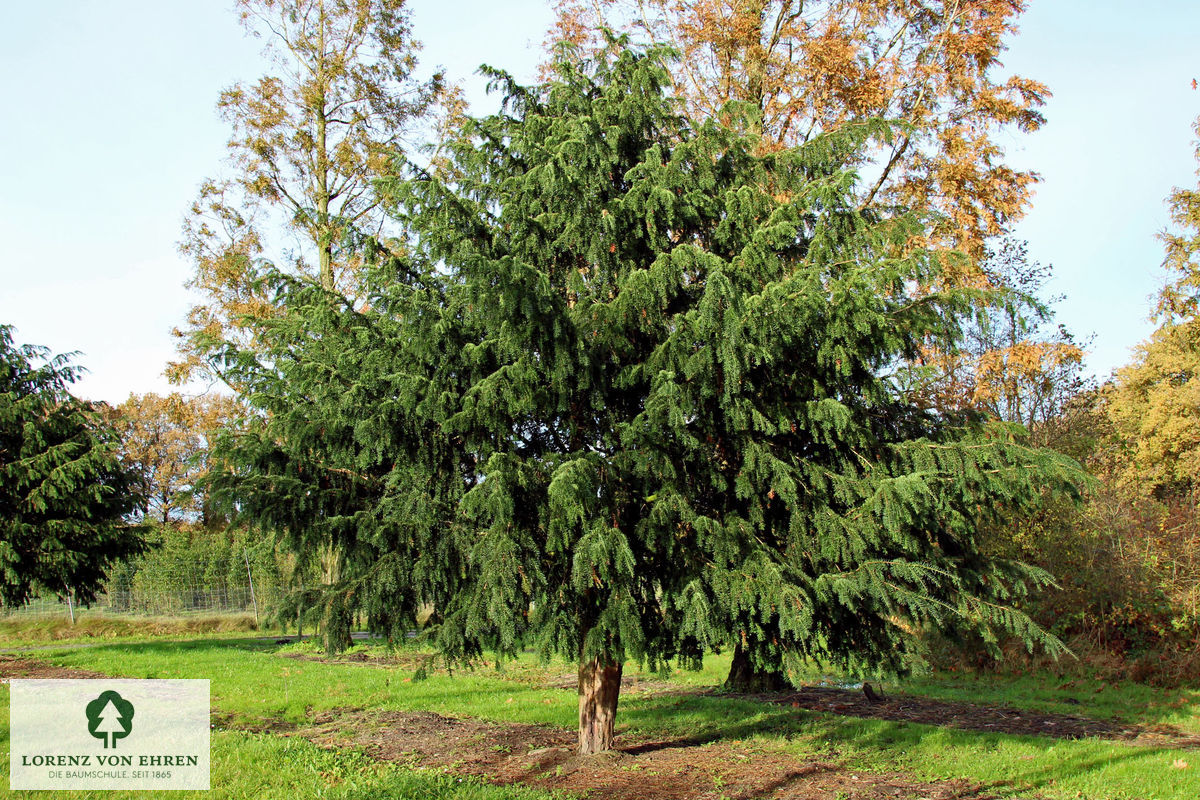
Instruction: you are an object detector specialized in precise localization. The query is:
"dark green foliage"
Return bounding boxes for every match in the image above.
[0,325,145,607]
[208,41,1083,682]
[202,256,469,653]
[386,41,1083,677]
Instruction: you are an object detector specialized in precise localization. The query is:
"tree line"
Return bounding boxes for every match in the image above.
[3,0,1199,755]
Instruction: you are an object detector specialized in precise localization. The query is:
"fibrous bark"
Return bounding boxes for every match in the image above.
[578,657,623,755]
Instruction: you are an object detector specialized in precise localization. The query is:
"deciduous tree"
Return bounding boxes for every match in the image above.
[107,393,243,525]
[550,0,1047,264]
[1107,115,1200,499]
[171,0,441,383]
[909,237,1088,440]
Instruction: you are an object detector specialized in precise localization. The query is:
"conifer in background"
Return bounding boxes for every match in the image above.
[0,325,145,608]
[383,40,1082,753]
[202,255,469,652]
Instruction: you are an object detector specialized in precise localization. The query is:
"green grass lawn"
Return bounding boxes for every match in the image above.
[2,636,1197,799]
[0,705,561,800]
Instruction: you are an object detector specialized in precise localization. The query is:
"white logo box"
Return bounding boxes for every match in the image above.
[9,679,210,791]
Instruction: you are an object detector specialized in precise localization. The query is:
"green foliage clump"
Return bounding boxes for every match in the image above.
[204,41,1084,735]
[0,325,146,607]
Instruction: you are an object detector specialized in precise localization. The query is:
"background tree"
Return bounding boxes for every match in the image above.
[0,325,146,607]
[1104,114,1200,499]
[170,0,441,383]
[107,392,242,525]
[171,0,445,640]
[910,237,1088,441]
[996,113,1200,682]
[550,0,1047,264]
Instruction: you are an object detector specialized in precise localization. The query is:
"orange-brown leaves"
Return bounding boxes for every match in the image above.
[175,0,440,385]
[109,392,243,525]
[549,0,1047,266]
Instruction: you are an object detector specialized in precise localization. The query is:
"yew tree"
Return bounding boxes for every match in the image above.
[549,1,1062,689]
[0,326,145,607]
[379,41,1079,753]
[200,259,469,652]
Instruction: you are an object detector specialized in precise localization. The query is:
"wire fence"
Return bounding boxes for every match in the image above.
[3,550,283,623]
[3,585,262,619]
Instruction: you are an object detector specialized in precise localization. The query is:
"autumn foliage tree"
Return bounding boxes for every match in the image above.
[171,0,441,383]
[910,237,1087,437]
[550,0,1047,264]
[107,393,242,525]
[1046,114,1200,672]
[1107,115,1200,500]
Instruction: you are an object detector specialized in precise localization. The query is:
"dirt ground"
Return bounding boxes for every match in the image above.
[3,653,1194,800]
[0,655,108,680]
[732,686,1200,749]
[280,649,1200,750]
[298,706,1019,800]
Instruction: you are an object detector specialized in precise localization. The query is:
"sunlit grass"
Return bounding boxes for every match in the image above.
[12,636,1200,800]
[0,682,562,800]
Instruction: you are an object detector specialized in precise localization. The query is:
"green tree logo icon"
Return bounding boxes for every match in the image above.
[86,690,134,749]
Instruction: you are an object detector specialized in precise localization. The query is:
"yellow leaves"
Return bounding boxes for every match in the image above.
[1154,117,1200,325]
[1106,122,1200,495]
[1105,324,1200,496]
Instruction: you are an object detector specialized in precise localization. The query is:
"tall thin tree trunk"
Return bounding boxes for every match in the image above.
[577,656,622,755]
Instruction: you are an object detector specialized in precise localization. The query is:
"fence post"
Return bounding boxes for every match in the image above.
[244,549,259,626]
[66,591,75,625]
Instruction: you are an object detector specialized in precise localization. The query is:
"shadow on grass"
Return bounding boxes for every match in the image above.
[619,691,1198,795]
[23,637,1200,799]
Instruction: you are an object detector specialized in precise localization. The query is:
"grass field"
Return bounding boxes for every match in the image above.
[0,613,264,647]
[1,628,1198,799]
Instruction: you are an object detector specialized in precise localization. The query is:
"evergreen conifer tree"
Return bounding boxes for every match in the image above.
[211,40,1082,754]
[0,325,145,607]
[385,41,1081,752]
[202,253,469,652]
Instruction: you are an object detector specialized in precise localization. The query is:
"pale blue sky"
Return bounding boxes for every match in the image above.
[1,1,1197,403]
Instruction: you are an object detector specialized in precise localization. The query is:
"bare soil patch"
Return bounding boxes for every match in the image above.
[732,686,1200,748]
[297,707,1019,800]
[279,650,1200,750]
[0,654,108,681]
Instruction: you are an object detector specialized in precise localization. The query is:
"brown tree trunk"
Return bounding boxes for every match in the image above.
[724,642,790,693]
[577,656,623,755]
